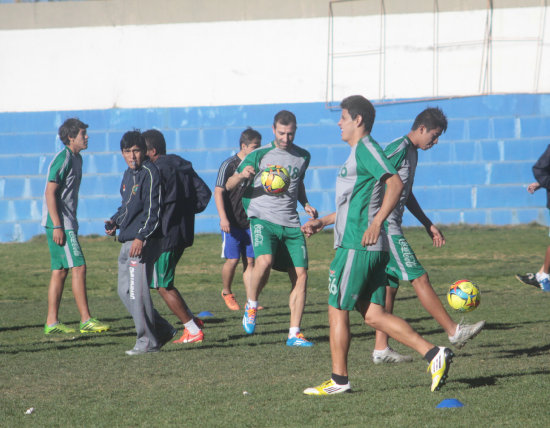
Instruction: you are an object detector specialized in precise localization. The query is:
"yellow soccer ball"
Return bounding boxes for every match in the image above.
[260,165,290,195]
[447,279,481,312]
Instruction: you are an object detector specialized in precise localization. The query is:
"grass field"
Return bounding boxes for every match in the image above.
[1,225,550,427]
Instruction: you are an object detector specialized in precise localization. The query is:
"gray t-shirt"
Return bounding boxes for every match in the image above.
[238,141,310,227]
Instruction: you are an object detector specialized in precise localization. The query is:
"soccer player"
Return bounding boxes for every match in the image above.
[302,95,453,394]
[105,131,175,355]
[42,118,110,335]
[215,128,261,310]
[371,107,485,365]
[226,110,318,346]
[143,129,206,343]
[515,144,550,291]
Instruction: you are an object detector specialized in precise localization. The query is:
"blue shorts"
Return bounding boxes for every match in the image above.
[221,227,254,260]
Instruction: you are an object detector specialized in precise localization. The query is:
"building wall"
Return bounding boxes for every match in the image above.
[1,1,549,241]
[1,93,550,242]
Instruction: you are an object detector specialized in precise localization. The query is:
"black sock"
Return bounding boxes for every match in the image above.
[331,373,348,385]
[424,346,440,362]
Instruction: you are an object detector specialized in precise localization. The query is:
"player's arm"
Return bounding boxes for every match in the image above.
[302,212,335,237]
[406,191,445,247]
[297,180,318,219]
[45,181,65,245]
[362,173,403,247]
[225,166,255,191]
[214,186,230,233]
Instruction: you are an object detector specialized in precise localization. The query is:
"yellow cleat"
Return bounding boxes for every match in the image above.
[428,347,454,392]
[303,379,351,395]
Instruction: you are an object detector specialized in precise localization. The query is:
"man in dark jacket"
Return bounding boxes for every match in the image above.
[143,129,211,344]
[105,131,176,355]
[516,145,550,291]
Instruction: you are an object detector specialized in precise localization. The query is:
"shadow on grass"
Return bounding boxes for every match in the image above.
[456,369,550,388]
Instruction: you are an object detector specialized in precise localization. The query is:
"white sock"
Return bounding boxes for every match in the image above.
[289,327,300,338]
[247,300,258,309]
[184,320,200,335]
[536,272,549,282]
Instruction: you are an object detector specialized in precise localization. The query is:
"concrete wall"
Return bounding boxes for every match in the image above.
[1,93,550,242]
[1,1,550,241]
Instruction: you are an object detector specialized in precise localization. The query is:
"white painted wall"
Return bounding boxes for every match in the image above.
[0,6,548,112]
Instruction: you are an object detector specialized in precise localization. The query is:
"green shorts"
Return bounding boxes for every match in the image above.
[150,247,184,289]
[46,228,86,270]
[328,247,388,310]
[250,218,308,269]
[385,234,426,289]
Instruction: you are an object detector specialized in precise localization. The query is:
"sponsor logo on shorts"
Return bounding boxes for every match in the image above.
[253,224,264,247]
[398,238,418,268]
[67,231,82,257]
[130,260,138,267]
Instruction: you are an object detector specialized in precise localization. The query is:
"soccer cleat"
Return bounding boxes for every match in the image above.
[242,303,257,335]
[125,347,159,356]
[44,322,76,335]
[449,320,485,349]
[173,328,204,344]
[286,332,314,347]
[222,292,241,310]
[515,273,541,288]
[372,347,413,364]
[428,347,454,392]
[79,318,110,333]
[303,379,351,395]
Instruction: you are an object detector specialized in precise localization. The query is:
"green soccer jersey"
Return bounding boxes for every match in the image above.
[384,136,418,235]
[237,141,310,227]
[41,146,82,230]
[334,135,397,251]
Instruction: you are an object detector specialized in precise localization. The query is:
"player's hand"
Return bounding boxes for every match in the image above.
[129,238,143,258]
[301,218,324,237]
[361,223,381,247]
[527,182,541,194]
[304,203,318,219]
[427,224,446,247]
[240,166,255,180]
[53,228,65,246]
[220,219,230,233]
[104,220,117,236]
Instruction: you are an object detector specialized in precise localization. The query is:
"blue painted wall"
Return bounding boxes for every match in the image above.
[1,93,550,242]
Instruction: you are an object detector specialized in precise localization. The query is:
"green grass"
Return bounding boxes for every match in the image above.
[1,225,550,427]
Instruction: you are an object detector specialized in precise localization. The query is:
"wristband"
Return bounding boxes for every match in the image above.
[53,226,63,229]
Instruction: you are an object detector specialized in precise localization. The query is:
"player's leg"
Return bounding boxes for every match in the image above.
[372,283,412,363]
[221,228,249,309]
[46,268,69,327]
[71,264,91,322]
[363,303,454,392]
[412,273,456,336]
[62,230,110,333]
[535,246,550,291]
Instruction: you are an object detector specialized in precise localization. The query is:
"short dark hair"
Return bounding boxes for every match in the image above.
[273,110,297,128]
[340,95,376,133]
[239,127,262,148]
[58,118,88,145]
[142,129,166,155]
[120,130,146,152]
[411,107,448,133]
